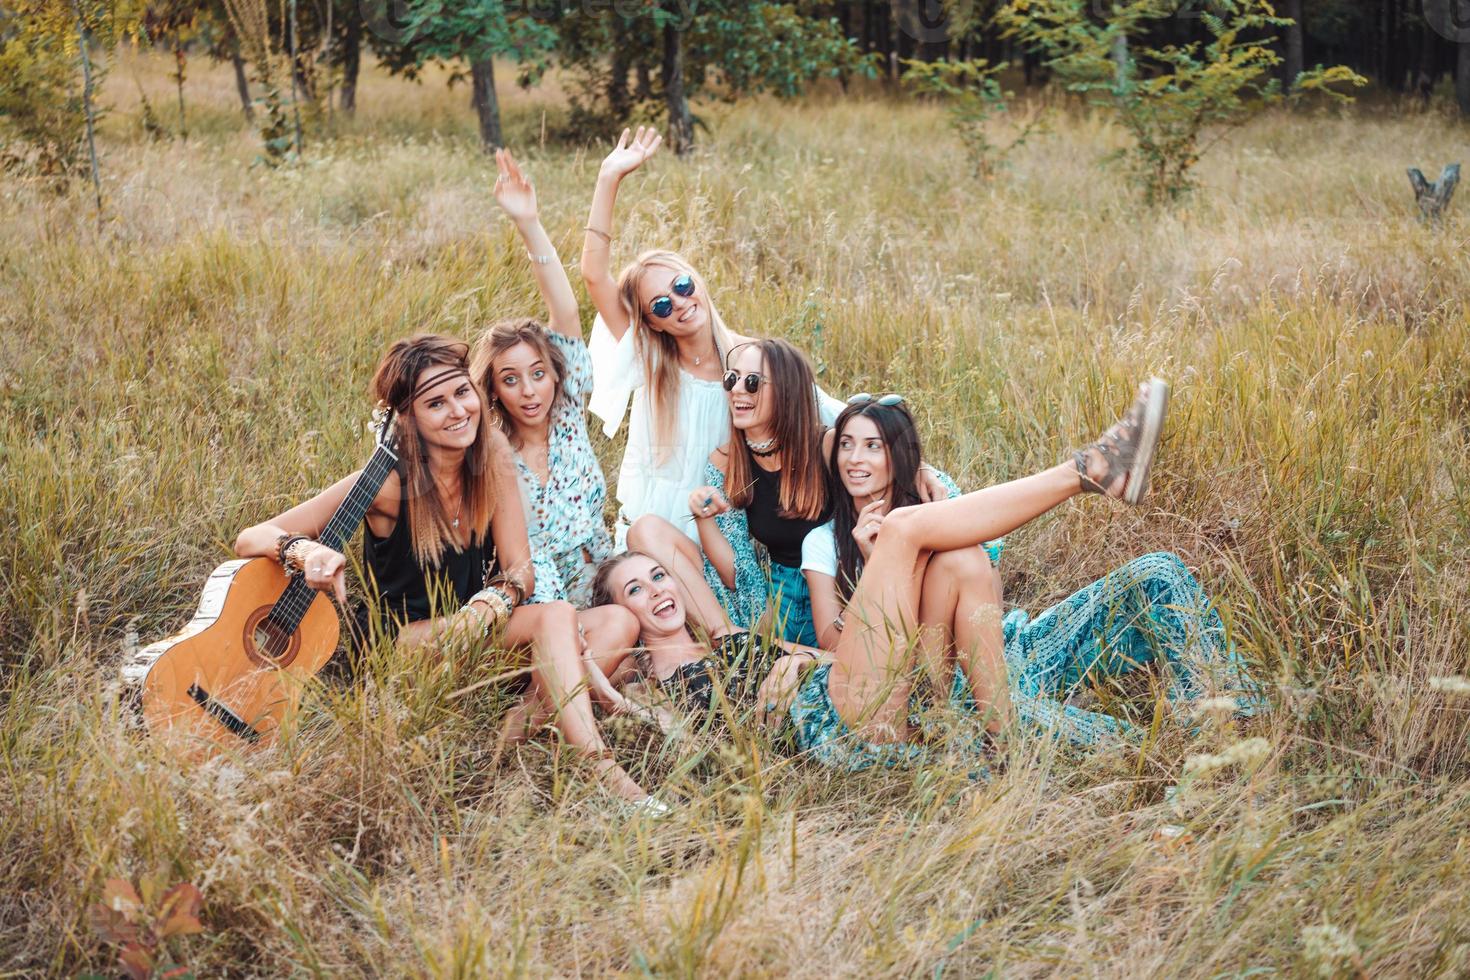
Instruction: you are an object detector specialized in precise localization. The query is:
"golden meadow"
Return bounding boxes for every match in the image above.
[3,48,1469,976]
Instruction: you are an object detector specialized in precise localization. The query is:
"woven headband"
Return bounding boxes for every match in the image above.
[408,366,469,404]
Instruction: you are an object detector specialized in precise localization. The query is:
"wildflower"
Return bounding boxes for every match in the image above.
[1429,676,1470,696]
[1301,923,1358,977]
[1192,696,1238,718]
[1183,737,1270,777]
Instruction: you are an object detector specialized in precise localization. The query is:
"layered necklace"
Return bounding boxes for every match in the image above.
[746,435,779,458]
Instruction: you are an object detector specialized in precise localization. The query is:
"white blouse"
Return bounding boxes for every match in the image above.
[588,314,843,546]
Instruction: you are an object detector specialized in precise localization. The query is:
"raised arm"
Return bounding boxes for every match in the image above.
[581,126,662,341]
[494,149,578,340]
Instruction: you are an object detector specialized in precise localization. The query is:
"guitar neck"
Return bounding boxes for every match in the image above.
[318,444,398,554]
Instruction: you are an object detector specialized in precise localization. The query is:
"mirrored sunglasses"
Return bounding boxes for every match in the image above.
[847,392,905,407]
[648,274,696,319]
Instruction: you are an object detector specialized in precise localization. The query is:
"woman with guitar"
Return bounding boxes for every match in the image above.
[232,333,656,806]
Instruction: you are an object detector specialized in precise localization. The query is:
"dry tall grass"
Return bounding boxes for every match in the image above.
[3,49,1469,976]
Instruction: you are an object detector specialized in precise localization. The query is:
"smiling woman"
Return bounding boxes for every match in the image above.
[231,332,654,806]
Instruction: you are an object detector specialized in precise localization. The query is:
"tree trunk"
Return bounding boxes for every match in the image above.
[1418,0,1441,101]
[662,16,693,154]
[1112,31,1131,95]
[1459,32,1470,115]
[608,45,632,120]
[174,43,188,140]
[470,58,502,150]
[72,2,102,219]
[287,0,304,154]
[635,62,653,101]
[1282,0,1304,87]
[231,48,254,121]
[340,11,361,115]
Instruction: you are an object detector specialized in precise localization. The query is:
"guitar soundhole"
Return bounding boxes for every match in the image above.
[243,606,302,669]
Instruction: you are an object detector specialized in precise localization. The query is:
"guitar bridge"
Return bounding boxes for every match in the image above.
[187,684,262,742]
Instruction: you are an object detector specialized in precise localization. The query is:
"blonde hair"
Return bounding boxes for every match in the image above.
[616,250,734,462]
[468,317,569,438]
[371,334,497,568]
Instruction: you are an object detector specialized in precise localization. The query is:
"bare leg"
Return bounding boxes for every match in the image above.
[627,514,736,635]
[917,547,1012,734]
[502,600,648,802]
[829,462,1081,734]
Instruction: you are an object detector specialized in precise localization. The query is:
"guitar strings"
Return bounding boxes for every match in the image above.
[265,448,397,655]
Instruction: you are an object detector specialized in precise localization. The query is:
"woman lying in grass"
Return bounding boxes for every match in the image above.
[591,379,1261,769]
[801,391,1264,754]
[232,333,653,805]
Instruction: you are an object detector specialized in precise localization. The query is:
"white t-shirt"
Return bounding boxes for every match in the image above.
[800,521,839,579]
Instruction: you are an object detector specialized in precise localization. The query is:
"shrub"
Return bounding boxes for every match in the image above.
[1003,0,1365,202]
[901,57,1046,177]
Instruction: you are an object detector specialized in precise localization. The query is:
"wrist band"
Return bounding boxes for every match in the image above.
[527,251,553,265]
[277,534,310,570]
[465,586,514,636]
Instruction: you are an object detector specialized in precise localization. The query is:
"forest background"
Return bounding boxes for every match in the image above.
[4,0,1470,976]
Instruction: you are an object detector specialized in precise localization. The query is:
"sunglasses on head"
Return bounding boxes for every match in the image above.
[847,392,905,407]
[648,273,696,320]
[723,370,769,393]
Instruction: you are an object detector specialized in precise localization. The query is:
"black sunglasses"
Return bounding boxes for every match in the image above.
[847,392,905,407]
[723,370,769,393]
[648,274,696,320]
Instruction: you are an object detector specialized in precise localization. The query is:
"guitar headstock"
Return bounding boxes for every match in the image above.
[371,405,400,458]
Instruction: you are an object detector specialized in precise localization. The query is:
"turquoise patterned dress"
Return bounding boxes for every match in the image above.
[788,552,1265,772]
[515,332,614,607]
[698,461,785,634]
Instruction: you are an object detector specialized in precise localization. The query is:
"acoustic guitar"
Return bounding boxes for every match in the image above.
[122,412,398,751]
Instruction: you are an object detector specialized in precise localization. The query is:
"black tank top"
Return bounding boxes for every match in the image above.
[744,462,830,568]
[362,472,495,624]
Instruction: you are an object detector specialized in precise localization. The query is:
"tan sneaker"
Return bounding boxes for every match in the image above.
[1074,378,1169,505]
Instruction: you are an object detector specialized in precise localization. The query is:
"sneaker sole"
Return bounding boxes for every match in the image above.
[1124,377,1169,505]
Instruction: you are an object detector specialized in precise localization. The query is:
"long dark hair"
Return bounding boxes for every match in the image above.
[724,339,827,521]
[829,400,923,603]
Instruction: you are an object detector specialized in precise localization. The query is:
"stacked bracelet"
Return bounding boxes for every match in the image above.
[282,538,316,573]
[464,586,515,636]
[277,533,311,570]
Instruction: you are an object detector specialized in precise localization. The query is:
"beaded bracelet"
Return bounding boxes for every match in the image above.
[277,533,310,569]
[282,538,316,573]
[526,251,553,265]
[464,586,514,637]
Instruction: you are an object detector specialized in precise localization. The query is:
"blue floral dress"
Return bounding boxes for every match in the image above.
[515,332,614,607]
[788,552,1265,772]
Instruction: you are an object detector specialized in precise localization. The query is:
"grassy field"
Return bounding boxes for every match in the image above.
[4,48,1470,976]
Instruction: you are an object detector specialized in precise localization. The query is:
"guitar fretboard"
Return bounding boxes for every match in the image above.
[267,442,399,639]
